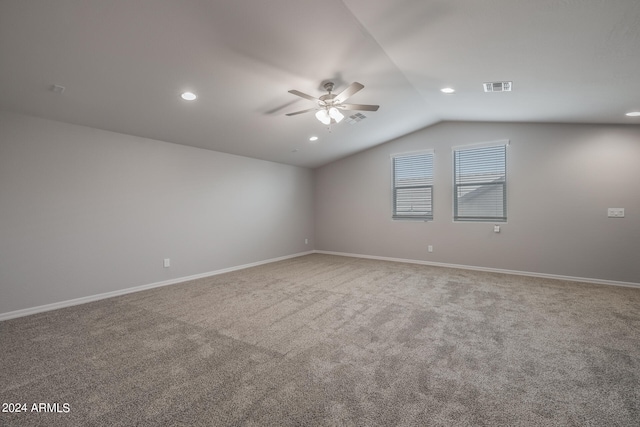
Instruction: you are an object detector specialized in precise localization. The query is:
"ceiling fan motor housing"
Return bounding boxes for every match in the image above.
[319,93,337,107]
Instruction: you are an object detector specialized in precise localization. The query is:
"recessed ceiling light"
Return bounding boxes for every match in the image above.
[309,136,318,141]
[625,111,640,117]
[440,87,455,94]
[181,92,197,101]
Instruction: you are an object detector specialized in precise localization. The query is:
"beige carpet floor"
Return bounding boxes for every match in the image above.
[1,253,639,426]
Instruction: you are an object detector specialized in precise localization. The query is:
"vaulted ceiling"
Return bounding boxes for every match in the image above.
[1,0,639,168]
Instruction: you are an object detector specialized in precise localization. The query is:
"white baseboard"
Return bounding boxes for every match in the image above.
[0,251,314,322]
[314,250,640,289]
[3,249,636,322]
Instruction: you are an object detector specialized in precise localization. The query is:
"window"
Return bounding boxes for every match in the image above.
[392,151,434,220]
[453,143,507,221]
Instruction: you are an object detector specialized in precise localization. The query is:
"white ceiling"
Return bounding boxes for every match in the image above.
[1,0,639,168]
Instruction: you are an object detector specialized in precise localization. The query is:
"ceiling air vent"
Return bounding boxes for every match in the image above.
[483,81,512,92]
[346,112,367,125]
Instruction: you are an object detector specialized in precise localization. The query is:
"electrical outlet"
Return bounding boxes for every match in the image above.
[428,245,433,253]
[305,238,308,245]
[607,208,625,218]
[163,258,170,268]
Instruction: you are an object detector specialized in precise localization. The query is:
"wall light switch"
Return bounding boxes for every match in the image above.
[163,258,170,268]
[607,208,625,218]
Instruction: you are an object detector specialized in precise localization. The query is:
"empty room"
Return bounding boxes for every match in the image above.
[1,1,639,426]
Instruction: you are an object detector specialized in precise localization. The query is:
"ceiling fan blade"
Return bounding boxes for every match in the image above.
[337,103,380,112]
[334,82,364,103]
[285,108,316,116]
[288,90,318,102]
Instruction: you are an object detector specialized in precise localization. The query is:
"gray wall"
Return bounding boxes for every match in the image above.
[0,112,315,315]
[2,115,638,316]
[315,121,640,284]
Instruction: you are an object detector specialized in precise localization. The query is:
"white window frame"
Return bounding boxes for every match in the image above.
[452,140,508,222]
[391,149,434,221]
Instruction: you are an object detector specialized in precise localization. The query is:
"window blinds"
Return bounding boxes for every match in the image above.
[393,151,434,220]
[453,144,506,221]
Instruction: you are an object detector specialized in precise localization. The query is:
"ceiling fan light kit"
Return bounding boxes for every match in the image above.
[315,108,344,125]
[286,81,379,126]
[329,107,344,122]
[315,109,331,125]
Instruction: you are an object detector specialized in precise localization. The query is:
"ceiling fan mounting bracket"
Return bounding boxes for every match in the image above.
[323,82,335,93]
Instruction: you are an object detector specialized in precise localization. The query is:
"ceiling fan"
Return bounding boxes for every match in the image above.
[286,81,379,125]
